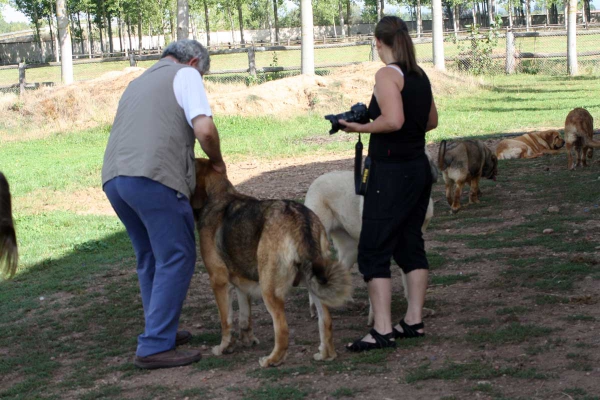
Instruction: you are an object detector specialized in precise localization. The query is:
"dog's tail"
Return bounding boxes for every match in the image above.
[0,172,18,279]
[298,213,352,308]
[580,134,600,149]
[438,140,448,171]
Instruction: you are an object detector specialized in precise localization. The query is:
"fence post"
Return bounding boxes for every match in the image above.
[370,39,380,62]
[505,29,516,74]
[129,52,137,67]
[18,61,26,96]
[247,45,256,76]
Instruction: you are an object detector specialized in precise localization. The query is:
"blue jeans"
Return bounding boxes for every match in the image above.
[104,176,196,357]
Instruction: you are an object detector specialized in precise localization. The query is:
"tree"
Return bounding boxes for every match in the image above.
[432,0,445,70]
[56,0,73,82]
[177,0,189,39]
[300,0,313,74]
[567,0,577,75]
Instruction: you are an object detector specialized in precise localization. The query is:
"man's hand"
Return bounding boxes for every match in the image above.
[212,160,226,174]
[192,115,225,171]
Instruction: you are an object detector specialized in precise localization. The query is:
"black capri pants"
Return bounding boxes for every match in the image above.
[357,154,433,282]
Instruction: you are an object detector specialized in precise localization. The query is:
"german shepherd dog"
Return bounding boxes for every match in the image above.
[191,159,352,367]
[564,108,600,170]
[438,140,498,214]
[495,130,565,160]
[304,151,438,325]
[0,172,18,278]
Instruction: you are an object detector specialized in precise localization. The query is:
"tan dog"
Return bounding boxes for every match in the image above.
[564,108,600,170]
[0,172,18,279]
[438,140,498,214]
[191,159,352,368]
[495,130,565,160]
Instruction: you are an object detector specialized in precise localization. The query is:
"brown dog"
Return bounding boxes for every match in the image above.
[495,130,565,160]
[191,159,351,368]
[438,140,498,213]
[564,108,600,170]
[0,172,18,279]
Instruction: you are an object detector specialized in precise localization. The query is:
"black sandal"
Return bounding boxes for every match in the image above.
[346,328,396,352]
[393,319,425,339]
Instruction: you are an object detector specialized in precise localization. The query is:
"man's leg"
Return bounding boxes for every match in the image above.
[104,178,155,316]
[115,177,197,357]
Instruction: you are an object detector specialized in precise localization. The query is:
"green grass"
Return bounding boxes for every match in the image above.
[331,387,359,398]
[466,323,552,345]
[431,273,476,286]
[405,360,549,383]
[243,385,308,400]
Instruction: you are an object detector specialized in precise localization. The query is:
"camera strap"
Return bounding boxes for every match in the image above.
[354,133,371,196]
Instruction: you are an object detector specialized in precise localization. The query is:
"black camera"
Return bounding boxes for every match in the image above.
[324,103,370,134]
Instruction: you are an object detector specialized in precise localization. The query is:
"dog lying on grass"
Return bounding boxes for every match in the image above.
[564,108,600,170]
[191,159,352,367]
[0,172,18,279]
[495,130,565,160]
[438,139,498,214]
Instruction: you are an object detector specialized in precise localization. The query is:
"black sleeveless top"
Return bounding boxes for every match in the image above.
[367,64,432,161]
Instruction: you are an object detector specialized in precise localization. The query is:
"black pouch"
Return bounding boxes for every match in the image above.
[354,134,371,196]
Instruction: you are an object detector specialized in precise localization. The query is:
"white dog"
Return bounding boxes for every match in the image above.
[304,156,436,325]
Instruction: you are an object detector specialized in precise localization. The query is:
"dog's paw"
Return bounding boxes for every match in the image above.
[240,332,260,347]
[212,345,223,356]
[313,350,337,362]
[259,355,284,368]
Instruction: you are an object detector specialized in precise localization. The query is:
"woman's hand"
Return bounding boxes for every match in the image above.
[339,120,368,133]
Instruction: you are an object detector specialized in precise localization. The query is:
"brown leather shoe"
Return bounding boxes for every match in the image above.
[134,349,202,369]
[175,330,192,346]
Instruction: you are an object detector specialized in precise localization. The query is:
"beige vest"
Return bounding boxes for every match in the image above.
[102,59,196,198]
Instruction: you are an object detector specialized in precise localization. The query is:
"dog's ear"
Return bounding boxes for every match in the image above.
[191,159,210,210]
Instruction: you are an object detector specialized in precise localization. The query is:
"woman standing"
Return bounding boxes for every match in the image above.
[341,16,438,351]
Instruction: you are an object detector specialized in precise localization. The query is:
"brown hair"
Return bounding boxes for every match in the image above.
[374,16,421,75]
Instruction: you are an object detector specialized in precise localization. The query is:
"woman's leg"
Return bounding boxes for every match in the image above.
[395,269,427,334]
[349,278,393,345]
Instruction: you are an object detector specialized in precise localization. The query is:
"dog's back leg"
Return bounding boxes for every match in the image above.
[236,287,260,347]
[311,296,336,361]
[259,285,289,367]
[330,229,358,271]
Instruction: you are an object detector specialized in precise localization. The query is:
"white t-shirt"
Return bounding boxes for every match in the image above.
[172,67,213,128]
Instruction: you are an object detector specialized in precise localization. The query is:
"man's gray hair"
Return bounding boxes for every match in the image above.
[161,39,210,74]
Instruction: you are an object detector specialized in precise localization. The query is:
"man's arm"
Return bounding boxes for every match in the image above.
[192,115,226,173]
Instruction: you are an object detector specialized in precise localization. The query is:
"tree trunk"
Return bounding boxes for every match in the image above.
[107,12,114,53]
[227,6,235,44]
[273,0,279,43]
[346,0,350,35]
[376,0,381,22]
[567,0,577,75]
[417,0,422,37]
[170,9,176,42]
[56,0,73,83]
[203,0,211,47]
[236,0,245,45]
[508,1,513,27]
[488,0,493,25]
[339,0,345,38]
[117,13,123,52]
[267,0,274,43]
[472,0,477,27]
[48,15,56,61]
[581,1,587,27]
[138,10,143,53]
[77,13,85,54]
[452,5,459,34]
[380,0,384,17]
[564,1,568,29]
[33,10,45,62]
[127,15,133,52]
[525,0,531,30]
[177,0,189,40]
[432,0,445,70]
[584,0,591,22]
[86,11,93,57]
[300,0,314,74]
